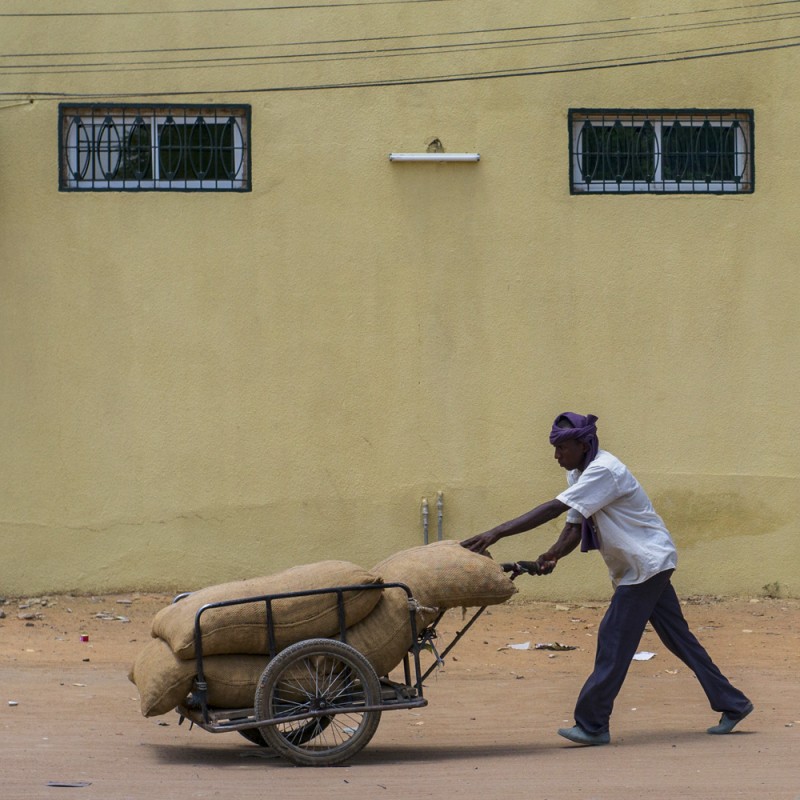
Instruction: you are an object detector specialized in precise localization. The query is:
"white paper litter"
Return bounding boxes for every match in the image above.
[632,651,656,661]
[499,641,577,652]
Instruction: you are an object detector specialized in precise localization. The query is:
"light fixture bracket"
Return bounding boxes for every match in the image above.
[389,152,480,162]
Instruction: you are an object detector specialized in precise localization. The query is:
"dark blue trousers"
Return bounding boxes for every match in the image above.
[574,569,751,735]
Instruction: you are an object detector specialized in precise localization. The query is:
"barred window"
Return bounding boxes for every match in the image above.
[569,109,753,194]
[59,104,251,191]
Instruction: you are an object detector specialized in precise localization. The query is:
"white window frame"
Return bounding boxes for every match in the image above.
[569,109,754,194]
[59,104,251,192]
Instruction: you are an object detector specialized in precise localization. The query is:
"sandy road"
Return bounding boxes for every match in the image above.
[1,593,798,800]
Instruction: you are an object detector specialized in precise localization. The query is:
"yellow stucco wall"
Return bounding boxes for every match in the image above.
[1,2,798,599]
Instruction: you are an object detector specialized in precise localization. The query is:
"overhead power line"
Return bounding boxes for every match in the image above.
[3,34,800,99]
[0,0,800,30]
[2,4,800,75]
[2,0,800,98]
[1,0,799,18]
[0,0,453,17]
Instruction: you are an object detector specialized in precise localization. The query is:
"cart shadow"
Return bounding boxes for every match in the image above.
[148,742,281,767]
[350,729,757,763]
[147,727,757,769]
[147,740,548,768]
[353,742,548,765]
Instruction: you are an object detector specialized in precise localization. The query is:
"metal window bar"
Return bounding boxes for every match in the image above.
[59,104,250,192]
[570,109,753,194]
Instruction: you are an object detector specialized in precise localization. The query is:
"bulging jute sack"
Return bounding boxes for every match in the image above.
[129,638,195,717]
[204,655,271,709]
[129,638,271,717]
[151,561,383,659]
[341,585,439,677]
[339,540,515,677]
[372,540,516,610]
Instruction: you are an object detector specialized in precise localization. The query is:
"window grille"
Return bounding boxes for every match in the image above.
[569,109,754,194]
[59,104,251,192]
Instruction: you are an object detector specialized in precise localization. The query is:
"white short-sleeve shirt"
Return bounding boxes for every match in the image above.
[556,450,677,586]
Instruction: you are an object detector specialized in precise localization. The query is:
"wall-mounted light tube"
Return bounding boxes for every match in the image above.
[389,152,480,162]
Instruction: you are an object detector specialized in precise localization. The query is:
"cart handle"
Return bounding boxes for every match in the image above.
[500,560,543,578]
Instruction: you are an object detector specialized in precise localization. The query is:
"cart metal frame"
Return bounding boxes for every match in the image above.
[173,562,537,764]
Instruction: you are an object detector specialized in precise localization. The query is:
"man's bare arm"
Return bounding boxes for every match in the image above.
[536,521,582,572]
[461,499,570,555]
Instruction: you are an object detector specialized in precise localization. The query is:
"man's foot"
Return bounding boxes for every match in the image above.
[707,702,754,735]
[557,725,610,746]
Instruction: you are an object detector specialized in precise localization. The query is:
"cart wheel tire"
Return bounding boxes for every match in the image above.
[254,638,382,767]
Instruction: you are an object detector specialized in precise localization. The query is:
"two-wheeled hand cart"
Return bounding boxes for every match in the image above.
[174,560,540,766]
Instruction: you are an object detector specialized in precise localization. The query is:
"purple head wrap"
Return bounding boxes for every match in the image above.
[549,412,600,552]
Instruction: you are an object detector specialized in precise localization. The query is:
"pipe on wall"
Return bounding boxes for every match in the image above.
[421,492,444,544]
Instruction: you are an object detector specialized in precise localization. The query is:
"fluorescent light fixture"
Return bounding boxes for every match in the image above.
[389,152,480,162]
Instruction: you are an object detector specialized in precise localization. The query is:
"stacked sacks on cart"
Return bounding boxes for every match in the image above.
[129,540,516,717]
[129,560,383,717]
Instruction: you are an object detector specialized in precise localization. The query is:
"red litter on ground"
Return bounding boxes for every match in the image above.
[80,634,89,642]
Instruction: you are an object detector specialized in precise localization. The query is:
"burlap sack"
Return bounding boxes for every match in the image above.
[129,638,195,717]
[131,545,514,717]
[372,540,516,609]
[341,586,439,677]
[131,592,432,716]
[129,637,271,717]
[205,656,270,709]
[151,561,383,659]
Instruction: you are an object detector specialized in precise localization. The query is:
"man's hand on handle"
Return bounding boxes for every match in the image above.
[461,538,560,575]
[536,554,558,574]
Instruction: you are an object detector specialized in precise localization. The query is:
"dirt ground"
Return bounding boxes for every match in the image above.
[1,590,798,800]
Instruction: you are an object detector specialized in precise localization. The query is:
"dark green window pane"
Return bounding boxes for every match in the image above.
[663,122,739,182]
[93,118,154,181]
[158,118,183,180]
[158,119,237,182]
[121,118,152,180]
[579,121,656,183]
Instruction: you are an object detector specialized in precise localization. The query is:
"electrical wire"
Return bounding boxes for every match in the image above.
[0,0,454,17]
[0,0,798,19]
[2,0,800,58]
[4,34,800,99]
[5,25,800,79]
[2,0,800,98]
[3,5,800,75]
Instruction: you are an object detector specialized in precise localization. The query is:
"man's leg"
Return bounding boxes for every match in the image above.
[648,581,752,720]
[572,570,673,735]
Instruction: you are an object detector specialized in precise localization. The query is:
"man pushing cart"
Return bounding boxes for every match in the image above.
[462,411,753,746]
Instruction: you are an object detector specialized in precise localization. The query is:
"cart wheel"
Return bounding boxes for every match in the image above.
[254,638,382,767]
